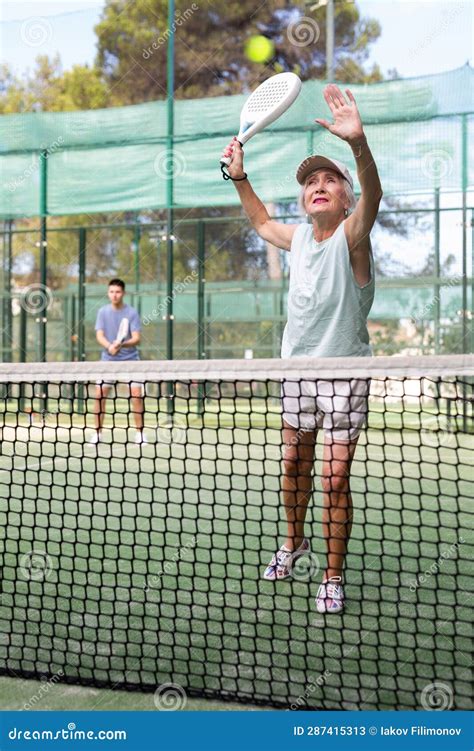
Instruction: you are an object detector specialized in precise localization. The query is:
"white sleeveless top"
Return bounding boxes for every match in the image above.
[281,220,375,358]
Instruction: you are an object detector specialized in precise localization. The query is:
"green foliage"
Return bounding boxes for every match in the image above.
[369,320,412,355]
[0,56,109,114]
[93,0,382,104]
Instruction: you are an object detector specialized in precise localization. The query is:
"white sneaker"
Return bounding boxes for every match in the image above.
[88,431,102,445]
[134,431,148,444]
[263,538,310,581]
[316,576,345,614]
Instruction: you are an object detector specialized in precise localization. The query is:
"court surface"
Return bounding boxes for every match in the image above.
[0,393,472,711]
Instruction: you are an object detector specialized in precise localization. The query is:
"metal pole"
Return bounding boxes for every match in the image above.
[326,0,334,81]
[461,115,468,430]
[461,115,467,355]
[197,220,205,360]
[39,149,48,363]
[70,293,76,361]
[1,223,5,363]
[134,219,141,317]
[166,0,175,362]
[7,219,12,362]
[197,220,206,415]
[78,228,87,413]
[471,208,474,355]
[434,188,440,354]
[2,220,13,363]
[165,0,175,418]
[19,303,27,411]
[37,150,48,413]
[78,228,86,361]
[64,294,69,360]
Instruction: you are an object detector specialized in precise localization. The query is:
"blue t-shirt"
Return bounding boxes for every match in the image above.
[95,304,141,361]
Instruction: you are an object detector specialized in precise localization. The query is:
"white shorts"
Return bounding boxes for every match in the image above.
[95,380,145,395]
[281,378,370,442]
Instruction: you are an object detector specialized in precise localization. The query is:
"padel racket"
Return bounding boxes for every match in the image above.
[114,317,130,344]
[220,72,302,179]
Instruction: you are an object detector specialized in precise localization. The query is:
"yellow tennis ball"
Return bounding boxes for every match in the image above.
[244,36,275,64]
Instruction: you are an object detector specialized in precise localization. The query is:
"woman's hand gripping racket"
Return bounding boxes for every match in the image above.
[220,72,302,180]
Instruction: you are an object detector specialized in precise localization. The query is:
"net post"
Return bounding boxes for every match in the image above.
[446,394,452,432]
[19,302,28,411]
[37,150,48,415]
[165,0,175,421]
[133,219,141,318]
[471,208,474,356]
[63,293,70,361]
[461,115,468,428]
[197,220,206,416]
[434,187,440,354]
[70,293,77,361]
[77,227,87,414]
[39,150,48,365]
[2,219,13,364]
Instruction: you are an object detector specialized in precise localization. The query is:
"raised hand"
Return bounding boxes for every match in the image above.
[315,84,364,145]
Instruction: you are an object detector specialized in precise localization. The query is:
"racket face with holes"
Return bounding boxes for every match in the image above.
[220,72,301,166]
[115,317,130,343]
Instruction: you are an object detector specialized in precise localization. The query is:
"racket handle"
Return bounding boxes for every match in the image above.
[219,139,243,168]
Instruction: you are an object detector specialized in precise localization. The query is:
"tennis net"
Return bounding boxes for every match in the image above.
[0,355,472,711]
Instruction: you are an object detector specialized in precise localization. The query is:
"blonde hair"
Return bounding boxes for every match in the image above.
[298,175,357,217]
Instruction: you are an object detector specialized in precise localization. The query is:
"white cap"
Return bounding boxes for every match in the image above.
[296,155,354,189]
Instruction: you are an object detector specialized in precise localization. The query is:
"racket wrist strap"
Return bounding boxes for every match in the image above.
[221,165,248,182]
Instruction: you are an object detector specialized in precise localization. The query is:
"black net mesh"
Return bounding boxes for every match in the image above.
[0,355,472,711]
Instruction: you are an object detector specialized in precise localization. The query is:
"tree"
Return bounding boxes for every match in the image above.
[95,0,383,104]
[0,56,109,114]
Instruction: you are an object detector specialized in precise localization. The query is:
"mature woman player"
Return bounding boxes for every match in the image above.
[221,84,382,614]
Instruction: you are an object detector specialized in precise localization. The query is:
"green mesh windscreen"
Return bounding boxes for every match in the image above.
[0,354,472,710]
[1,66,473,217]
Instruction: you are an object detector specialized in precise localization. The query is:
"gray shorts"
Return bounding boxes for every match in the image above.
[281,378,370,442]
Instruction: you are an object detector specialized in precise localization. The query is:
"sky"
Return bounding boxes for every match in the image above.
[0,0,472,80]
